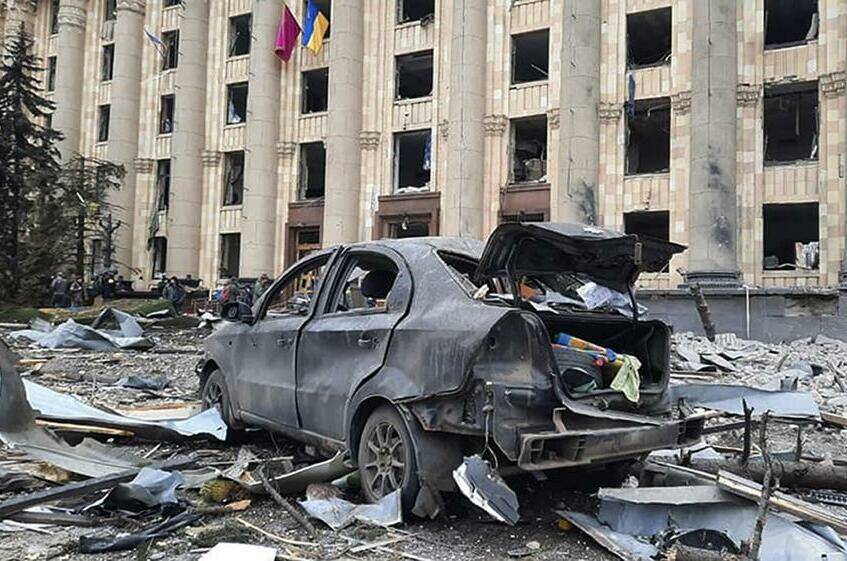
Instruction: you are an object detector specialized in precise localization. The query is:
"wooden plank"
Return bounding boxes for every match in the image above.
[716,470,847,535]
[34,420,133,437]
[0,457,193,519]
[822,411,847,429]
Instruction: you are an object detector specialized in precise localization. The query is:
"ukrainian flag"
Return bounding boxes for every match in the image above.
[302,0,329,54]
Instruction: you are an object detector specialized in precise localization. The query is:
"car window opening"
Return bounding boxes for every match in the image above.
[299,142,326,200]
[302,68,329,114]
[265,256,329,318]
[763,202,819,271]
[764,81,818,165]
[511,115,548,184]
[765,0,818,49]
[512,29,549,85]
[332,255,398,314]
[626,7,671,69]
[394,130,432,193]
[625,98,670,175]
[395,51,434,100]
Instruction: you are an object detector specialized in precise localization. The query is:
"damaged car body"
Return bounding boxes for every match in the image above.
[198,222,705,511]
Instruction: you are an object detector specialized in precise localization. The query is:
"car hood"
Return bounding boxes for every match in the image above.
[475,222,686,293]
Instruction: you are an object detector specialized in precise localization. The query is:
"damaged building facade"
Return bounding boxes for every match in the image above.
[7,0,847,291]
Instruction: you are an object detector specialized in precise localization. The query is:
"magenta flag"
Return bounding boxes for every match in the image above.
[275,5,301,62]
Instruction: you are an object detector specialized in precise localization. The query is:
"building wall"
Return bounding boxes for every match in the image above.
[12,0,847,288]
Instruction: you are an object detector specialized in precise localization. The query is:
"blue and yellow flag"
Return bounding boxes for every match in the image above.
[301,0,329,54]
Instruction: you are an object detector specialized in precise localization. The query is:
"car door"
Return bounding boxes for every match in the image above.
[234,252,333,429]
[296,246,412,441]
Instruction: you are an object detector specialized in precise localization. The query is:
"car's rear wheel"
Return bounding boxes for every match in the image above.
[200,369,242,431]
[358,405,420,509]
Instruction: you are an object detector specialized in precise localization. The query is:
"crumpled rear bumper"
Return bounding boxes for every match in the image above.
[516,405,706,471]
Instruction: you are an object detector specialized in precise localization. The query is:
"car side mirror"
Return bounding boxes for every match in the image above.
[222,301,254,324]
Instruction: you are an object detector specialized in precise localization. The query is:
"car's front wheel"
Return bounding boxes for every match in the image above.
[200,369,242,432]
[358,405,420,509]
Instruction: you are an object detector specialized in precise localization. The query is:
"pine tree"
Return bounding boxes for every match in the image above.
[0,25,63,303]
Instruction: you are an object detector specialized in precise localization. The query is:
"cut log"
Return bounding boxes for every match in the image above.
[686,458,847,491]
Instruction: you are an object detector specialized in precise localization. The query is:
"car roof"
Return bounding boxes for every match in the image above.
[347,236,484,260]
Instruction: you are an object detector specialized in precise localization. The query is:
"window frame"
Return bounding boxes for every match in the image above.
[226,82,249,125]
[97,104,111,142]
[228,13,252,58]
[46,56,57,92]
[159,94,175,135]
[101,43,115,82]
[320,250,404,318]
[161,30,180,71]
[257,251,334,320]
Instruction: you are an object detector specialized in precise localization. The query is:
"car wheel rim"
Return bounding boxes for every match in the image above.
[362,421,406,499]
[202,381,222,410]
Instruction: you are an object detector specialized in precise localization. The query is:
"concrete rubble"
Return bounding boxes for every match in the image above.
[0,312,845,560]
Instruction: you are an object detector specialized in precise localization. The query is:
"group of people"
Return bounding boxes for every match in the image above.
[49,273,86,308]
[215,273,273,307]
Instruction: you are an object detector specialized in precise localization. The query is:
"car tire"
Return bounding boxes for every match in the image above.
[200,369,243,433]
[358,405,420,510]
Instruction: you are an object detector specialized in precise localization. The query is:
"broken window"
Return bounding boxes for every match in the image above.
[387,217,429,239]
[397,0,434,24]
[264,255,328,317]
[104,0,116,22]
[301,68,329,113]
[510,115,547,183]
[101,44,114,81]
[163,0,181,7]
[501,212,545,224]
[151,237,167,277]
[219,233,241,279]
[226,82,249,125]
[395,51,433,99]
[222,151,245,206]
[50,0,59,34]
[330,253,399,313]
[511,29,549,84]
[159,94,174,134]
[299,142,326,200]
[156,159,171,212]
[97,104,110,142]
[394,130,432,192]
[625,98,670,175]
[765,0,818,49]
[624,210,670,241]
[229,14,252,57]
[764,82,818,164]
[627,7,672,69]
[303,0,331,39]
[294,228,321,261]
[46,56,56,92]
[161,30,179,71]
[763,202,819,270]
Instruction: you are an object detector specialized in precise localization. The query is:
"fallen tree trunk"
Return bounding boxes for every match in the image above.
[685,458,847,491]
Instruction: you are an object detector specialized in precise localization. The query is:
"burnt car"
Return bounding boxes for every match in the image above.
[198,223,705,511]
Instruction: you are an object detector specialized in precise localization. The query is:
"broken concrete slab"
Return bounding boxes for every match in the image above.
[668,383,820,420]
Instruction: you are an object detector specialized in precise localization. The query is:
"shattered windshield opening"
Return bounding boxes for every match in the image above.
[438,251,643,318]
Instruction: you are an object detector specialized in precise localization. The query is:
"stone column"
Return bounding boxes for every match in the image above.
[684,0,740,287]
[106,0,146,275]
[3,0,35,40]
[167,0,208,278]
[52,0,86,160]
[442,0,486,238]
[556,0,600,224]
[241,0,281,276]
[323,0,364,245]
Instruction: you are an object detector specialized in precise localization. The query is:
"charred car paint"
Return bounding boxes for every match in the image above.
[199,223,704,510]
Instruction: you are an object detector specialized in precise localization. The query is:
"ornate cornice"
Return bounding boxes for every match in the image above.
[201,150,221,167]
[276,141,297,158]
[116,0,146,15]
[671,90,691,114]
[359,131,380,150]
[598,102,621,122]
[57,1,86,30]
[736,83,761,106]
[546,108,560,129]
[5,0,37,14]
[821,71,846,98]
[134,158,155,174]
[483,114,507,136]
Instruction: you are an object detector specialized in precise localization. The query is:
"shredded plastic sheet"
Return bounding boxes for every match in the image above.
[9,309,153,351]
[299,489,402,530]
